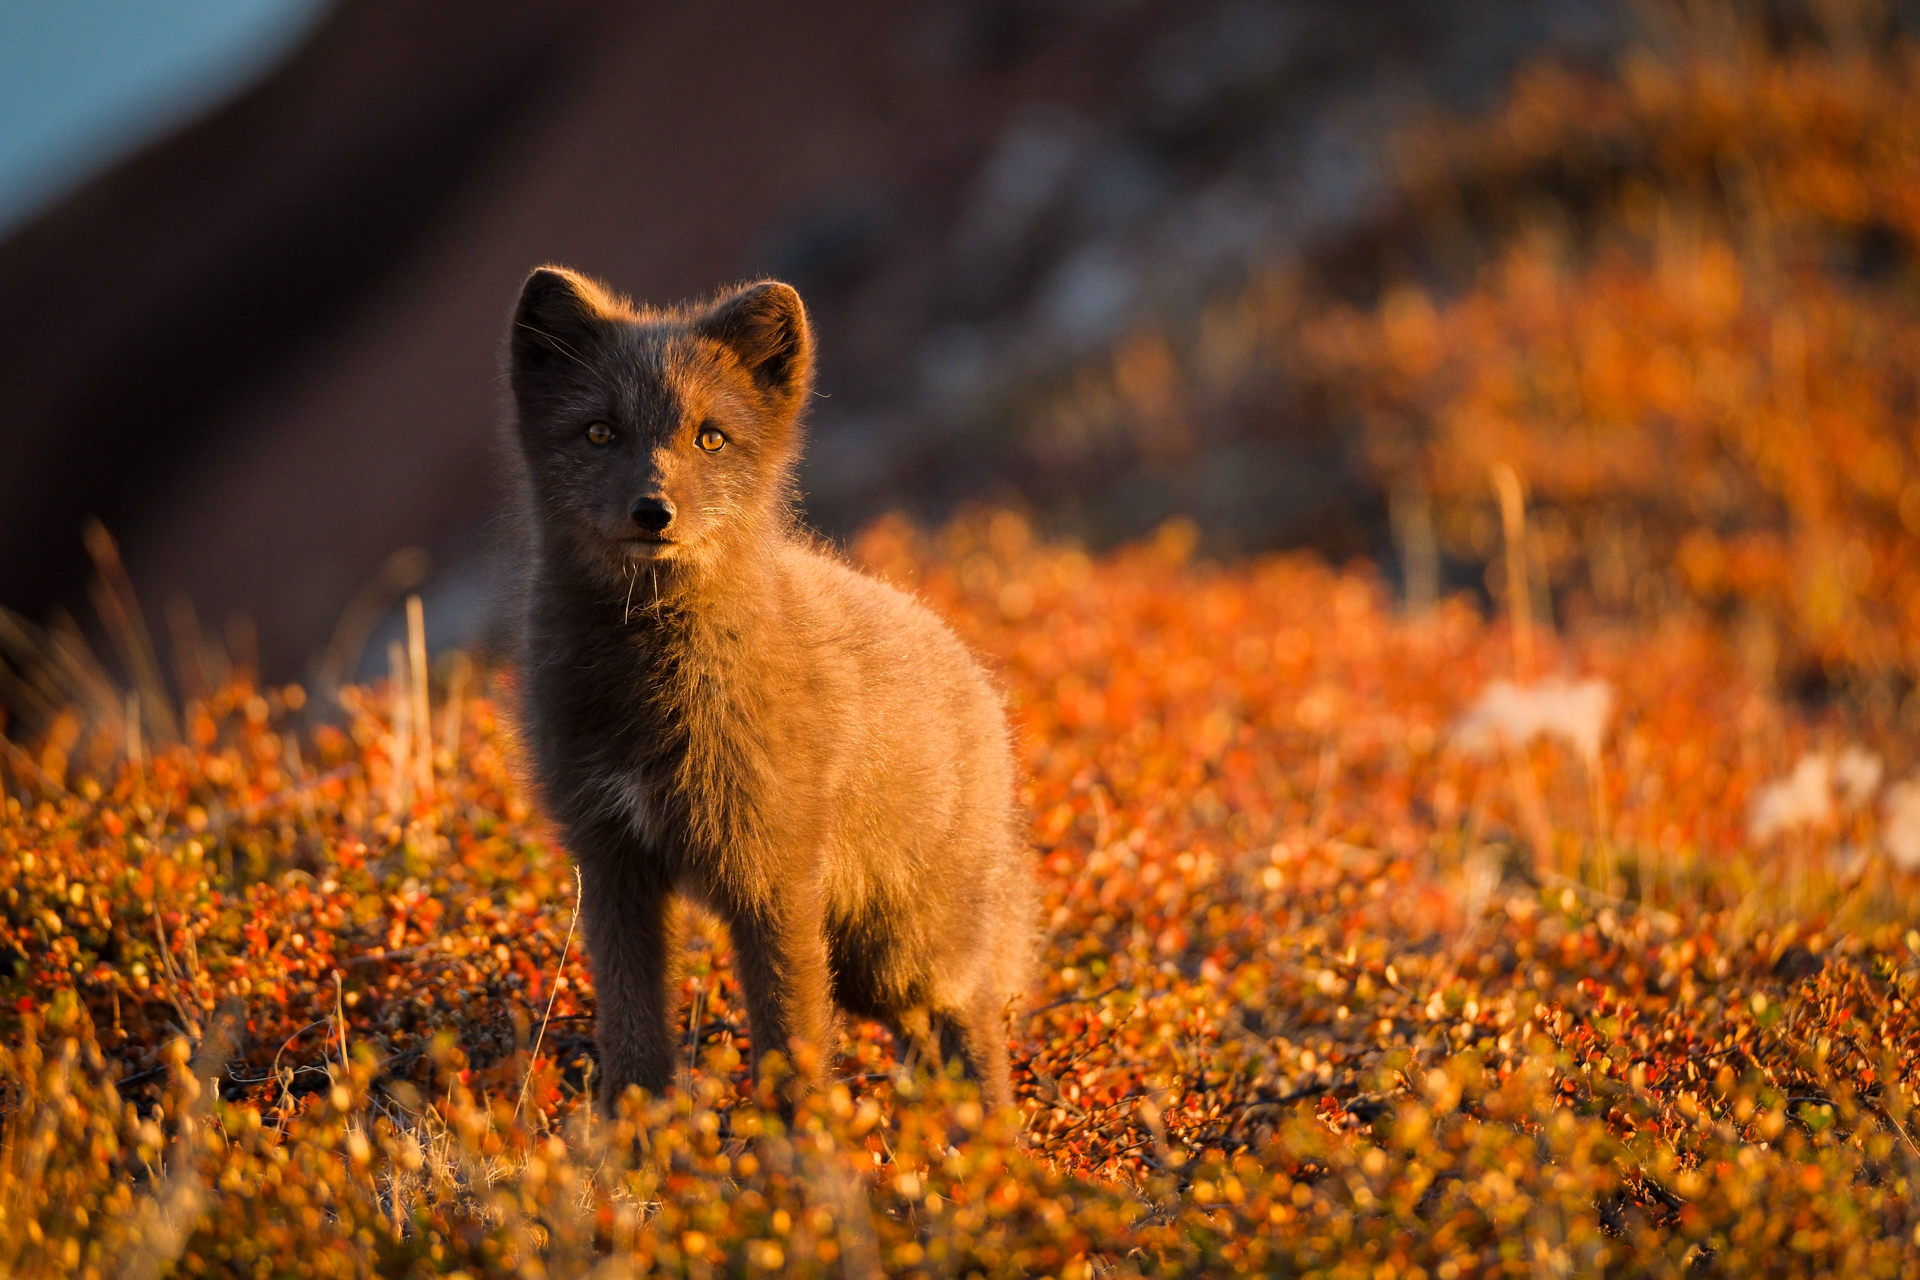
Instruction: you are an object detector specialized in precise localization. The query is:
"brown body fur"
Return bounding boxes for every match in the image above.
[501,267,1032,1113]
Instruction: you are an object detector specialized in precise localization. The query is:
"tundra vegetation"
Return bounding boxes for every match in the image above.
[8,15,1920,1279]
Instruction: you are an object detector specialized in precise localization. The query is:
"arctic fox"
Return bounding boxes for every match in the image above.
[502,266,1032,1112]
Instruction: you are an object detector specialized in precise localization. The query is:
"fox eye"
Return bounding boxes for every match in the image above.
[585,422,614,446]
[696,425,727,453]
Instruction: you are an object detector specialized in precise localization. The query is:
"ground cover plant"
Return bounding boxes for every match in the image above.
[9,8,1920,1277]
[3,506,1920,1278]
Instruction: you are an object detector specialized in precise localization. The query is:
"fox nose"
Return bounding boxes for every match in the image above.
[630,497,674,533]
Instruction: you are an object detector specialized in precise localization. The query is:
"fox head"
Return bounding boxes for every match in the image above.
[507,267,813,590]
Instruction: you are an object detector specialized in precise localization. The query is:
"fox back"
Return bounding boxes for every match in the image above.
[501,267,1032,1111]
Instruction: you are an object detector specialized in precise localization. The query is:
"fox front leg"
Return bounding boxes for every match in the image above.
[727,896,835,1111]
[576,860,680,1112]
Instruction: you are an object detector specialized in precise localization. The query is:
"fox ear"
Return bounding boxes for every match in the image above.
[510,266,614,399]
[696,281,813,412]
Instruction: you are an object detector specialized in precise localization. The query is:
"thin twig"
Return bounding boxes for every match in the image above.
[211,764,357,834]
[0,731,71,797]
[1025,982,1129,1019]
[515,867,582,1122]
[334,971,350,1076]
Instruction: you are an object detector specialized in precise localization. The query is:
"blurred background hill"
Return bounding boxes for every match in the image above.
[0,0,1621,681]
[4,0,1920,714]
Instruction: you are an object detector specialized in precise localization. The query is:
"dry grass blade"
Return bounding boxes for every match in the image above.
[83,520,179,746]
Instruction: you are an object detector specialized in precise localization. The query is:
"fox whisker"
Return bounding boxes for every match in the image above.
[515,321,597,374]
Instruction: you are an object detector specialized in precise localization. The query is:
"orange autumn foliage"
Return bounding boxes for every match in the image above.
[1309,24,1920,684]
[0,510,1918,1277]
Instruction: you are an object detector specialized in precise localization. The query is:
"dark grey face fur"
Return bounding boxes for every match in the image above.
[509,269,812,592]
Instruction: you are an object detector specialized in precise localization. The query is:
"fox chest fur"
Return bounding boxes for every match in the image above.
[521,557,928,910]
[502,267,1032,1110]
